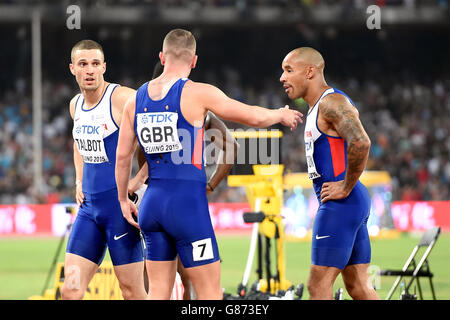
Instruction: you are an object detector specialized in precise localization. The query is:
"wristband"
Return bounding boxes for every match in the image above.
[207,182,214,192]
[75,179,82,186]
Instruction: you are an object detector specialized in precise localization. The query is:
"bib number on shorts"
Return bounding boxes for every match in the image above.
[192,238,214,261]
[136,112,183,154]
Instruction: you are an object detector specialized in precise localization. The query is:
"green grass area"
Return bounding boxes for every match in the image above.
[0,232,449,300]
[220,232,450,300]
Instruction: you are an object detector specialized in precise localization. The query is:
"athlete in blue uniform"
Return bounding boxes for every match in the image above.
[115,29,303,300]
[61,40,146,300]
[280,47,380,300]
[128,61,240,300]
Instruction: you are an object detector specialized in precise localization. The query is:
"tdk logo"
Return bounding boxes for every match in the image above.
[76,125,100,135]
[143,113,174,124]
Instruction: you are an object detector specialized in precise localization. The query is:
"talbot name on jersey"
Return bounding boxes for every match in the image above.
[74,138,103,152]
[75,125,102,135]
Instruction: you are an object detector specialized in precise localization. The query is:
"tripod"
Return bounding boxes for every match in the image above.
[40,205,75,296]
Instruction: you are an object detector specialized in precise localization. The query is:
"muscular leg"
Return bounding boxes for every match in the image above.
[146,259,177,300]
[177,256,196,300]
[183,260,222,300]
[114,261,147,300]
[307,264,341,300]
[342,263,380,300]
[61,253,99,300]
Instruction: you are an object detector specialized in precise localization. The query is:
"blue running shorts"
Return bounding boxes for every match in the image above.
[138,179,220,268]
[66,188,144,266]
[311,181,372,270]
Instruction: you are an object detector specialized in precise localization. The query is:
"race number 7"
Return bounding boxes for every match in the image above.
[192,238,214,261]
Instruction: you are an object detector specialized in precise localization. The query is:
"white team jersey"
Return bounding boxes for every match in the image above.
[72,83,119,164]
[304,88,335,180]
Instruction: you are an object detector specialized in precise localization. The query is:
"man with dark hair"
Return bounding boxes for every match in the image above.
[62,39,146,300]
[280,47,380,300]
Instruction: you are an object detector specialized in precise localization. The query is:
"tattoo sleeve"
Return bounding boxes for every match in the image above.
[320,95,371,193]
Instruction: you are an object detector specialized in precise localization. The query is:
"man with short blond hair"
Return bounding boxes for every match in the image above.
[115,28,302,300]
[162,29,196,63]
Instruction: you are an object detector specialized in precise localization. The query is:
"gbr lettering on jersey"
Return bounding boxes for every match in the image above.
[136,111,183,154]
[72,84,119,164]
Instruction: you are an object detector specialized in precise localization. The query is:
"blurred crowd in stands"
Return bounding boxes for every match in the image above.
[0,0,448,8]
[1,72,448,204]
[0,24,449,205]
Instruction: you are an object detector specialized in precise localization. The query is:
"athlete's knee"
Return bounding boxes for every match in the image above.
[119,284,134,300]
[61,282,85,300]
[195,286,222,300]
[190,276,222,300]
[307,278,323,297]
[307,275,334,298]
[344,280,374,300]
[307,275,330,291]
[148,280,173,299]
[346,286,364,300]
[119,282,145,300]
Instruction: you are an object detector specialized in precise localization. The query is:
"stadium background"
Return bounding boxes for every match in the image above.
[0,0,449,300]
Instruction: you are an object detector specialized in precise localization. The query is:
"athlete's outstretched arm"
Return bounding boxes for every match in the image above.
[205,112,239,194]
[115,94,140,229]
[319,94,371,203]
[194,83,303,130]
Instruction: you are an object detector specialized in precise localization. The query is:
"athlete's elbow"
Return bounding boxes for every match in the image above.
[365,137,371,150]
[362,136,371,152]
[353,137,371,155]
[348,136,371,158]
[116,151,132,167]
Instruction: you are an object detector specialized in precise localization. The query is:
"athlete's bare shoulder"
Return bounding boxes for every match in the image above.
[184,80,215,91]
[112,85,136,110]
[110,85,136,126]
[182,81,226,103]
[319,92,359,122]
[319,92,368,144]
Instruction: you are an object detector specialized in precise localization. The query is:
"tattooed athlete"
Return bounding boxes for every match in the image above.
[280,47,380,300]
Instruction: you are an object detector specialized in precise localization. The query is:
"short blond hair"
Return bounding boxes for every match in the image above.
[71,39,104,62]
[162,29,196,63]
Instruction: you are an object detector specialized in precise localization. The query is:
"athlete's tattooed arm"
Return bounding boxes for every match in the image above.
[318,93,371,203]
